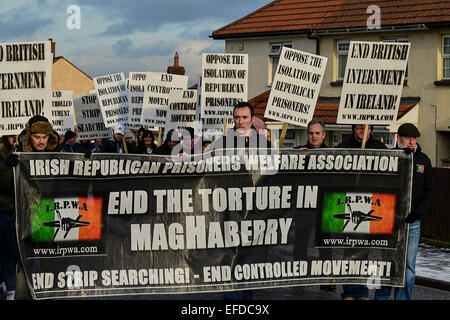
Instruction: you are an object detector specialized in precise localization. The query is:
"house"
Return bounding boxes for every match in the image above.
[50,39,95,94]
[211,0,450,166]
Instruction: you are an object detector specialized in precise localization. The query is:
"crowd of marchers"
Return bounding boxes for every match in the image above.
[0,102,434,300]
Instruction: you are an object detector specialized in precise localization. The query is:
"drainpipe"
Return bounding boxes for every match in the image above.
[307,30,320,55]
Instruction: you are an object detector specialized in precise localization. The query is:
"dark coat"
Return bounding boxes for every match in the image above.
[0,146,15,214]
[337,134,387,149]
[60,142,83,153]
[295,141,328,149]
[398,143,435,220]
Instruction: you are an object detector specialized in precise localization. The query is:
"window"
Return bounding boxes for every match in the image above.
[443,35,450,79]
[268,42,292,85]
[281,129,295,148]
[373,132,395,148]
[336,40,350,80]
[383,37,409,80]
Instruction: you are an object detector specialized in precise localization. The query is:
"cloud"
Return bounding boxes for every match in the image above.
[0,5,53,40]
[111,38,178,58]
[74,0,269,37]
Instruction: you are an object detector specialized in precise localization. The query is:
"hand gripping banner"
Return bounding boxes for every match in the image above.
[14,149,412,299]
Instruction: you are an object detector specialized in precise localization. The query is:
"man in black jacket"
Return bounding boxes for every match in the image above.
[375,123,435,300]
[5,115,61,300]
[338,124,387,149]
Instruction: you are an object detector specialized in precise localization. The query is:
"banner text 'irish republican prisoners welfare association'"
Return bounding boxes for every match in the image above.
[14,149,412,299]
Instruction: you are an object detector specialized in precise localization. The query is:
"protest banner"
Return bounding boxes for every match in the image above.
[163,89,197,140]
[93,73,129,128]
[336,41,410,125]
[141,72,188,128]
[14,148,412,299]
[128,72,147,129]
[45,90,75,136]
[201,53,248,119]
[264,47,327,128]
[0,40,53,135]
[73,93,112,140]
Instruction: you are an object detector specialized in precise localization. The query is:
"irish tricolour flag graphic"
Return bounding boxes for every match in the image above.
[321,192,395,234]
[31,197,102,242]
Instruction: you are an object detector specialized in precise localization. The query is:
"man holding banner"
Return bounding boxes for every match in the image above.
[5,115,61,299]
[338,125,387,149]
[375,123,435,300]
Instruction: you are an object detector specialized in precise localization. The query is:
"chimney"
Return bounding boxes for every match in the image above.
[174,52,179,67]
[49,38,55,55]
[167,52,185,75]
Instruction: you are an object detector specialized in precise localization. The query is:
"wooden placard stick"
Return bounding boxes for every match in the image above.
[278,122,289,149]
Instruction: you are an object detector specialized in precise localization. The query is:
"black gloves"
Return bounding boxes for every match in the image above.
[5,153,19,167]
[405,212,420,223]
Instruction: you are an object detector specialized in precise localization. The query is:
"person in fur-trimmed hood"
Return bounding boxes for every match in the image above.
[15,115,61,152]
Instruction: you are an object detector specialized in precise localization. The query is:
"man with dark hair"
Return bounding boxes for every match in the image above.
[338,124,387,149]
[61,130,82,153]
[154,129,180,155]
[211,102,270,154]
[375,123,434,300]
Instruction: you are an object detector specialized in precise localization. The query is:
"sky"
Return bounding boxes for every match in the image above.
[0,0,269,86]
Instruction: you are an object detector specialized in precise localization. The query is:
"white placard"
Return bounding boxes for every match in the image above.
[128,72,148,129]
[264,47,327,127]
[45,90,75,136]
[0,40,53,135]
[194,75,233,139]
[336,41,410,124]
[73,93,112,140]
[164,89,197,140]
[201,53,248,119]
[93,73,129,128]
[141,72,188,127]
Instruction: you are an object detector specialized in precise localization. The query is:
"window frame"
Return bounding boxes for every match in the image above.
[268,42,292,85]
[443,35,450,80]
[336,40,350,80]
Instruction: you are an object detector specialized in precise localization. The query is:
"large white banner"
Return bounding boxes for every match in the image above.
[45,90,75,136]
[141,72,188,128]
[337,41,410,124]
[73,93,112,140]
[201,53,248,119]
[0,40,53,135]
[264,47,327,127]
[93,73,129,128]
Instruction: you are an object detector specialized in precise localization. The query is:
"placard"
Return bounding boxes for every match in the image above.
[0,40,53,135]
[201,53,248,119]
[164,89,197,140]
[45,90,75,136]
[337,41,410,124]
[93,73,129,128]
[264,47,327,127]
[141,72,188,127]
[73,93,112,140]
